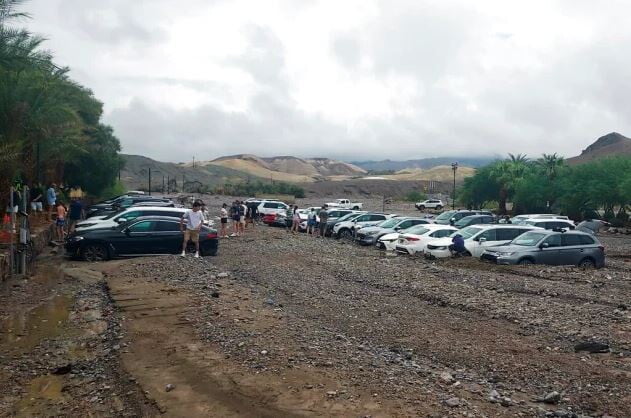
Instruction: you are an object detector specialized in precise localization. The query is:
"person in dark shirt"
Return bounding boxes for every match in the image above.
[67,198,83,233]
[30,184,44,218]
[448,234,466,255]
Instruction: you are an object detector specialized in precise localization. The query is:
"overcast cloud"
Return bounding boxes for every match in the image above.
[25,0,631,162]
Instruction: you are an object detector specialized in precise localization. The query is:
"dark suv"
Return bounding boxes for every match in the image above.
[481,229,605,268]
[434,210,493,225]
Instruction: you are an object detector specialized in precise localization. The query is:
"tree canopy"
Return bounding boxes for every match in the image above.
[0,0,122,203]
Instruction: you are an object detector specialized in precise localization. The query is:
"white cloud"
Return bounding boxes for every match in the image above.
[24,0,631,162]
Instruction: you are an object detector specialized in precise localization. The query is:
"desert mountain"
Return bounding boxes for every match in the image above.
[197,154,367,183]
[353,156,496,172]
[566,132,631,165]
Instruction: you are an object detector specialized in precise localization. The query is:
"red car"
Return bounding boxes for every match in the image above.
[263,213,287,227]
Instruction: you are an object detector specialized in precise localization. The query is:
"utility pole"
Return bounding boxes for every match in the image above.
[166,175,170,194]
[162,176,165,194]
[192,156,195,168]
[148,167,152,196]
[451,162,458,210]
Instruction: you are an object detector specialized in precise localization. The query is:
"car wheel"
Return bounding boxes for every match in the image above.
[339,229,353,240]
[352,206,360,210]
[518,258,534,266]
[201,246,218,256]
[418,205,425,211]
[578,257,595,269]
[436,205,443,210]
[81,244,108,262]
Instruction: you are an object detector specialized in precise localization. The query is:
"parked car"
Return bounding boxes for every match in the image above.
[323,211,366,237]
[454,214,496,229]
[425,225,540,258]
[509,214,569,224]
[87,196,172,218]
[355,217,432,246]
[382,224,457,253]
[481,229,605,268]
[76,207,189,232]
[523,219,576,230]
[333,213,395,239]
[415,199,444,210]
[325,199,363,210]
[257,200,289,216]
[65,216,218,261]
[434,210,493,225]
[262,213,288,227]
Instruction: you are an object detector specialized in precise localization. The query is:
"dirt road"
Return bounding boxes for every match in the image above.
[1,227,630,417]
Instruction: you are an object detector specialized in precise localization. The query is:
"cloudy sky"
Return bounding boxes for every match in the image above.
[24,0,631,163]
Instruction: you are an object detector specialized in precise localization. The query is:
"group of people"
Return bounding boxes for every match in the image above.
[218,200,258,238]
[287,205,329,237]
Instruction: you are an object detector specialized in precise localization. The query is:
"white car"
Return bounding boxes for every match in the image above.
[510,214,569,224]
[257,200,289,216]
[75,207,189,232]
[425,225,541,258]
[415,199,444,210]
[522,219,576,230]
[387,224,458,253]
[325,199,363,210]
[333,213,395,239]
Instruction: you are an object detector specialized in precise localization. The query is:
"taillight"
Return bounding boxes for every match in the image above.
[406,237,419,241]
[207,233,218,239]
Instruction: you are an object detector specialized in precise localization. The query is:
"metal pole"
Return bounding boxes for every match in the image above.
[8,187,14,279]
[451,162,458,210]
[148,167,152,195]
[167,175,170,194]
[162,176,165,194]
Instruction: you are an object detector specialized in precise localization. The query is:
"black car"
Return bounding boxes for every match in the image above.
[454,214,496,228]
[65,216,218,261]
[86,196,171,218]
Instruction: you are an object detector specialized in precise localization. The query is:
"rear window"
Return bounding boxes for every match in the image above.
[370,215,386,221]
[561,234,583,246]
[579,235,595,245]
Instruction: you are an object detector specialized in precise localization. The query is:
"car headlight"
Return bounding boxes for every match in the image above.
[498,252,515,256]
[69,236,84,242]
[433,246,447,250]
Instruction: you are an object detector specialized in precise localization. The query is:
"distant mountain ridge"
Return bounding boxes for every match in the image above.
[567,132,631,165]
[352,157,497,172]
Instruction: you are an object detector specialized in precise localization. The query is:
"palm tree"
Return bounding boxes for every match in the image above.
[536,153,565,179]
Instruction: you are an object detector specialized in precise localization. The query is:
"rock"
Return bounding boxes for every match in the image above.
[542,391,561,404]
[439,371,455,384]
[326,390,337,397]
[574,341,610,353]
[211,291,220,298]
[165,384,175,392]
[217,272,229,278]
[444,397,461,407]
[260,350,268,355]
[52,364,73,375]
[500,397,512,407]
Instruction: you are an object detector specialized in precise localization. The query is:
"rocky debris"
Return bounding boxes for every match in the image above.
[165,383,175,392]
[444,397,461,407]
[539,391,561,404]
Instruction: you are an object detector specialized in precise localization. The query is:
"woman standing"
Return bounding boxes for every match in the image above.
[291,205,300,233]
[55,201,67,241]
[307,208,317,235]
[220,203,229,238]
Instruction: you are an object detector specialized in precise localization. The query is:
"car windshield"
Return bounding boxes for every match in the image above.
[103,210,125,220]
[435,211,456,221]
[451,226,482,239]
[337,213,360,222]
[378,218,400,228]
[406,226,429,235]
[454,217,473,227]
[512,231,547,246]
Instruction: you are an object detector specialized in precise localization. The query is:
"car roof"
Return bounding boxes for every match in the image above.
[467,224,539,231]
[458,214,492,220]
[123,206,185,211]
[418,224,456,229]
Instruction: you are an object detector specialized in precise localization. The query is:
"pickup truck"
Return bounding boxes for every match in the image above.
[325,199,363,210]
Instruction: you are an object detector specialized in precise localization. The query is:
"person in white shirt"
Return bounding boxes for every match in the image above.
[219,203,228,238]
[180,201,205,258]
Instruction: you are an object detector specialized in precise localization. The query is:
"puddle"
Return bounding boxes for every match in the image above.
[0,294,71,353]
[14,375,66,415]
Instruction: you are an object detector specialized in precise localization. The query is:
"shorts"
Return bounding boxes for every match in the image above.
[56,218,65,226]
[6,205,18,213]
[239,216,245,224]
[184,229,200,242]
[221,218,228,224]
[31,202,43,211]
[232,215,239,222]
[307,219,316,226]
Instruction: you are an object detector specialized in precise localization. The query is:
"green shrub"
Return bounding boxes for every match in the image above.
[403,191,427,202]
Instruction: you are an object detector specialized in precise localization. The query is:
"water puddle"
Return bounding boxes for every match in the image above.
[0,294,71,353]
[14,375,66,416]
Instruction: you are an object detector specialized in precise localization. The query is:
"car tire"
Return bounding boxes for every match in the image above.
[578,257,595,269]
[518,258,534,266]
[418,205,425,211]
[81,244,109,262]
[202,246,218,256]
[352,206,360,210]
[339,229,353,240]
[436,205,443,210]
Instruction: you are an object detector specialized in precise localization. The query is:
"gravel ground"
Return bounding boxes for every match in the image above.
[115,226,631,417]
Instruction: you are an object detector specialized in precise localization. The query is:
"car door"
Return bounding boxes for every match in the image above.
[115,220,158,255]
[154,220,184,254]
[559,234,584,265]
[536,234,561,265]
[470,229,497,257]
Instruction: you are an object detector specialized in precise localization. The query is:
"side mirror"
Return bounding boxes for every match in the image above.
[539,242,549,249]
[116,218,127,223]
[394,227,401,231]
[479,237,487,243]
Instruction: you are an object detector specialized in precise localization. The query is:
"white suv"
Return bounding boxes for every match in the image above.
[333,213,396,239]
[75,207,189,232]
[257,201,289,216]
[415,199,444,210]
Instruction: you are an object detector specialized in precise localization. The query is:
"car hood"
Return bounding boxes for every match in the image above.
[358,226,382,234]
[484,244,531,253]
[379,232,399,241]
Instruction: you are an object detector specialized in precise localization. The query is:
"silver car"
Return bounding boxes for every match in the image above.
[481,229,605,268]
[355,217,432,246]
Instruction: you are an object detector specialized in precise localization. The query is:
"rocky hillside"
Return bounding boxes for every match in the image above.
[353,156,495,172]
[567,132,631,165]
[198,154,366,183]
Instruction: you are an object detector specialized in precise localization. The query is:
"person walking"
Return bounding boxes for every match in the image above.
[220,203,229,238]
[55,201,67,241]
[46,183,56,221]
[291,205,300,233]
[317,205,329,238]
[30,183,43,220]
[67,197,83,234]
[180,201,205,258]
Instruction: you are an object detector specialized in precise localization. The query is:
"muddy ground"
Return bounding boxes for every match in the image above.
[0,224,629,417]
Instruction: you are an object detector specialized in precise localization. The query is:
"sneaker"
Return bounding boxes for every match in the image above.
[194,252,199,258]
[180,251,186,257]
